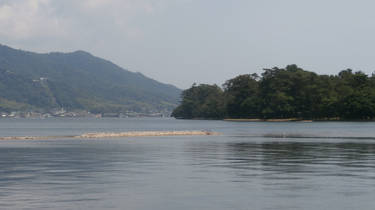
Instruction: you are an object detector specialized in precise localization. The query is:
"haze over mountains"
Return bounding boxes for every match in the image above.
[0,44,181,114]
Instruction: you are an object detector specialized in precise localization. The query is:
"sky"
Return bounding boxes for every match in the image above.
[1,0,375,89]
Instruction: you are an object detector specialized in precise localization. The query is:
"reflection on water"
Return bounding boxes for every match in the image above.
[0,119,375,210]
[229,141,375,177]
[186,140,375,180]
[184,139,375,210]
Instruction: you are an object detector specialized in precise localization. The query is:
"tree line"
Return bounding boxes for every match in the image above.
[172,65,375,120]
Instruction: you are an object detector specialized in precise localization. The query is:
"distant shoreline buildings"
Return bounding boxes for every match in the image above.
[0,109,169,119]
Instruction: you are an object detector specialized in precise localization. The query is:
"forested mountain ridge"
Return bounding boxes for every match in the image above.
[172,65,375,120]
[0,44,181,114]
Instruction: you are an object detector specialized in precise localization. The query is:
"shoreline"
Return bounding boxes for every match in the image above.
[223,118,375,122]
[223,118,314,122]
[0,130,219,141]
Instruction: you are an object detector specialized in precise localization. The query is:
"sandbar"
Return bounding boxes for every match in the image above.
[0,130,219,141]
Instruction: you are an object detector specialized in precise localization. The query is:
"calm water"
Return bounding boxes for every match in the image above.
[0,118,375,210]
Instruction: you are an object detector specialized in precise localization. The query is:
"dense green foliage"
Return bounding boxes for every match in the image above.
[172,65,375,120]
[171,84,226,119]
[0,44,181,113]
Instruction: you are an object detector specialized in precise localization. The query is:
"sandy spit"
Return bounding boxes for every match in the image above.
[78,130,218,138]
[0,131,219,141]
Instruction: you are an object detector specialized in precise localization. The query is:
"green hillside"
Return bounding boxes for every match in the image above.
[0,44,181,114]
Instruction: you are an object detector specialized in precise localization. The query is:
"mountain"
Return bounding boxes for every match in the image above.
[0,44,181,114]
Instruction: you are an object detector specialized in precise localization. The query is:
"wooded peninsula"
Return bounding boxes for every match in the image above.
[172,65,375,120]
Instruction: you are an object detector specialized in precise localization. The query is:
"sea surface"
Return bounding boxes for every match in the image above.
[0,118,375,210]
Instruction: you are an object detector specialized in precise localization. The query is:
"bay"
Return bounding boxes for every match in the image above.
[0,118,375,210]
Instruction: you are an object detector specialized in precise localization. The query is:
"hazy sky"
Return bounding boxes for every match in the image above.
[1,0,375,88]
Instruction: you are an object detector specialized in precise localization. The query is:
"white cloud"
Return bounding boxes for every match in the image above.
[0,0,68,39]
[79,0,158,13]
[0,0,171,41]
[81,0,111,10]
